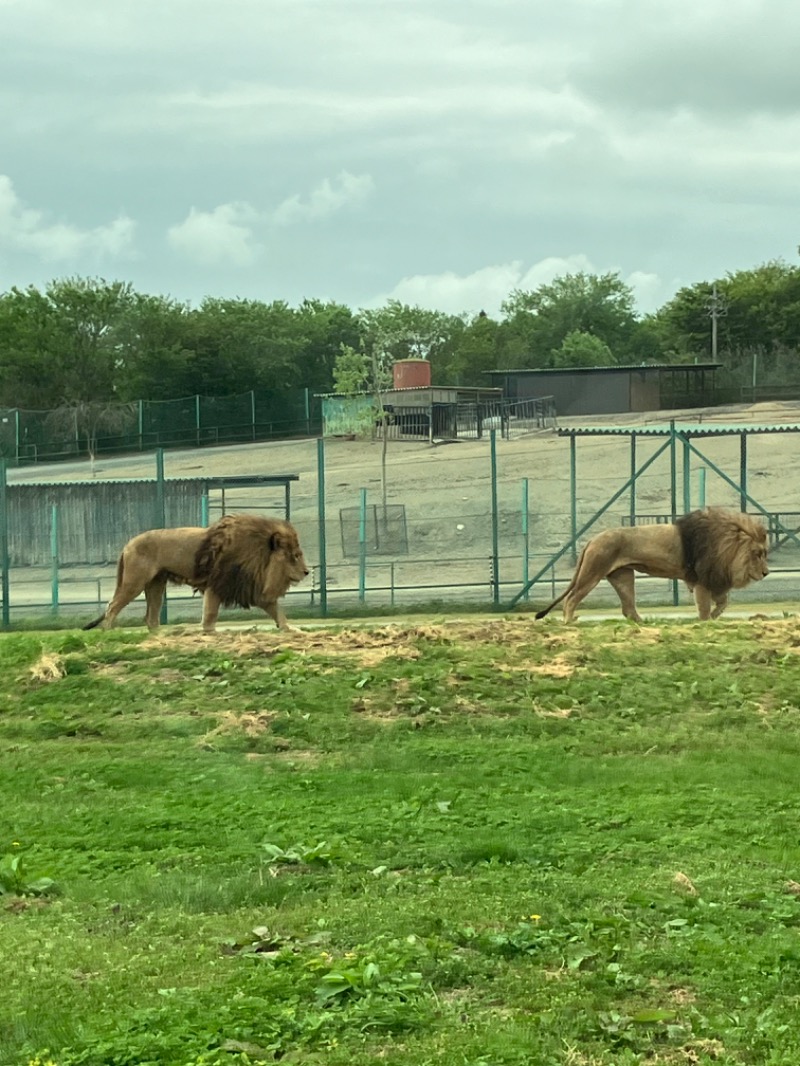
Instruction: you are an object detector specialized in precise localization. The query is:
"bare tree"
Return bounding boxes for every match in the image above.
[46,399,137,475]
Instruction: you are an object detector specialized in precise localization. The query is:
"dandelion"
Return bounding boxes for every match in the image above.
[529,914,541,922]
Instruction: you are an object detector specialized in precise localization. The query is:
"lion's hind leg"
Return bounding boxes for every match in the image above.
[561,552,607,623]
[605,566,642,623]
[100,576,147,629]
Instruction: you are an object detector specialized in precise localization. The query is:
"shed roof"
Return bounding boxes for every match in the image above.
[557,423,800,438]
[487,363,722,376]
[15,474,299,488]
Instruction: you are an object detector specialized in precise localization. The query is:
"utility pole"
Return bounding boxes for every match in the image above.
[706,283,727,360]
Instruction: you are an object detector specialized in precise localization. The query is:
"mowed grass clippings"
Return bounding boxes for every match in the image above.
[1,617,800,1065]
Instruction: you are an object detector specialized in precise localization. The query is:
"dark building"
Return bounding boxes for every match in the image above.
[487,364,721,417]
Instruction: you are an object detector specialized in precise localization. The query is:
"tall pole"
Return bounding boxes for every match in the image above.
[521,478,529,601]
[0,460,9,628]
[707,283,727,361]
[156,449,167,624]
[316,438,328,618]
[358,488,367,604]
[569,433,577,563]
[490,429,500,606]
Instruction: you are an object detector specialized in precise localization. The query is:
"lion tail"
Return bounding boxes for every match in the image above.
[534,546,586,620]
[83,550,124,630]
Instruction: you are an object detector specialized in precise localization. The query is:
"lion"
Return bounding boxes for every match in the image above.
[534,507,769,623]
[83,514,309,634]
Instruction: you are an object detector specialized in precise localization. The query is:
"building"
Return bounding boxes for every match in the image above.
[487,364,722,417]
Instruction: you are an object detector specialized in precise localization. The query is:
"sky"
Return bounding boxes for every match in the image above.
[1,0,799,319]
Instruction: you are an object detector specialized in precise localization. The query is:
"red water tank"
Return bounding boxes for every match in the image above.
[393,359,432,389]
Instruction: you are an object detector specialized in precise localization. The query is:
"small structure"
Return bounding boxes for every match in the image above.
[320,356,556,441]
[320,385,510,441]
[488,364,722,417]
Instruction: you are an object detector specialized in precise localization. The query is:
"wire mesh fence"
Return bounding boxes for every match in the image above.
[1,425,799,627]
[0,388,316,464]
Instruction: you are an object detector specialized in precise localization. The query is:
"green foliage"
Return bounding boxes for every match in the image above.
[551,328,614,367]
[4,258,800,412]
[332,344,372,394]
[3,618,800,1064]
[500,271,640,367]
[0,848,59,898]
[651,259,800,382]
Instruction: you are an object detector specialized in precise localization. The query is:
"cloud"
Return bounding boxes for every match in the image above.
[167,201,261,266]
[272,171,374,226]
[369,256,675,318]
[0,174,136,262]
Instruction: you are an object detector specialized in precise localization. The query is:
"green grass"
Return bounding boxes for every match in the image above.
[2,616,800,1065]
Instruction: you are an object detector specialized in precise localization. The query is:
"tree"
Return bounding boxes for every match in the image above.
[438,311,499,385]
[499,271,640,367]
[0,277,137,407]
[651,260,800,384]
[45,398,137,473]
[332,341,394,512]
[551,330,614,367]
[295,299,361,392]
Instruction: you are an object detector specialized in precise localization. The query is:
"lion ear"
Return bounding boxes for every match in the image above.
[269,532,285,552]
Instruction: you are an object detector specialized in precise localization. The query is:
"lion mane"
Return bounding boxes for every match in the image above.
[83,514,309,634]
[534,507,769,623]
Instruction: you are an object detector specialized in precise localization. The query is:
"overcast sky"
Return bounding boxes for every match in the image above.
[2,0,798,318]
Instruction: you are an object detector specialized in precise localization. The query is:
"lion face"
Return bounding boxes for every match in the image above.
[272,531,310,584]
[748,539,769,583]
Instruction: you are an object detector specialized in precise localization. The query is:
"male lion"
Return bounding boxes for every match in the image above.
[535,507,769,623]
[83,514,309,634]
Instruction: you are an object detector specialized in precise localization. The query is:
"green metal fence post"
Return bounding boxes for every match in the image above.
[138,399,144,451]
[569,432,577,563]
[490,429,500,607]
[682,436,691,515]
[15,409,20,463]
[155,448,168,624]
[739,432,748,512]
[51,504,59,613]
[316,438,328,618]
[0,460,9,628]
[521,477,529,601]
[305,388,311,436]
[358,488,368,604]
[201,493,209,527]
[195,395,201,447]
[670,422,678,604]
[251,390,256,441]
[698,467,707,509]
[629,433,636,525]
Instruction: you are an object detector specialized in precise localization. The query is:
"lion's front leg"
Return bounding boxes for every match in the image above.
[711,592,729,619]
[144,575,168,631]
[262,600,301,632]
[201,589,222,634]
[693,585,714,620]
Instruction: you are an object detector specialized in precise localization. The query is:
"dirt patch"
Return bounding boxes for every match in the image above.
[201,710,278,744]
[28,653,66,683]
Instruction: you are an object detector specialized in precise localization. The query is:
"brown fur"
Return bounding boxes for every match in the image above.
[535,507,768,623]
[83,515,309,634]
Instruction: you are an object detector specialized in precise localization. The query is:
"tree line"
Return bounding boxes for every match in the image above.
[1,261,800,413]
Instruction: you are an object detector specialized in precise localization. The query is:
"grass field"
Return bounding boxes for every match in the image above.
[2,616,800,1066]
